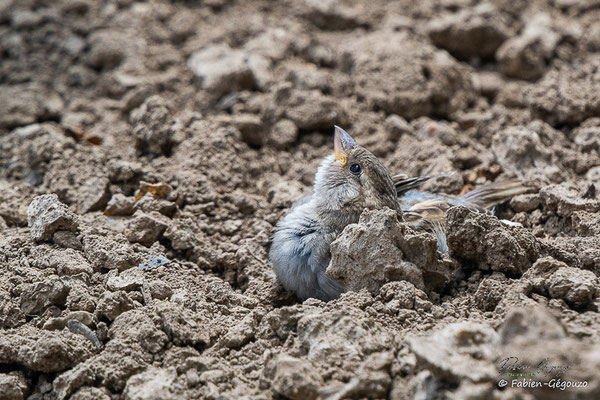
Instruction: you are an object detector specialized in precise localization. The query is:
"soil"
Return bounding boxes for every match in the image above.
[1,0,600,399]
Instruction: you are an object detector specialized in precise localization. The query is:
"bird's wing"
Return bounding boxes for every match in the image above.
[458,180,533,210]
[402,180,532,226]
[393,174,436,197]
[392,172,458,197]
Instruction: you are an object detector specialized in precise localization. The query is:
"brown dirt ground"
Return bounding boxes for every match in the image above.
[1,0,600,399]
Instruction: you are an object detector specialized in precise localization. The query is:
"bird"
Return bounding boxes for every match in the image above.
[269,126,528,302]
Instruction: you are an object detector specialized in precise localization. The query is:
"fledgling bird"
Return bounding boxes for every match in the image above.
[270,126,527,302]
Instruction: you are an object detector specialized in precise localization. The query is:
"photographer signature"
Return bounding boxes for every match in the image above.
[498,356,569,378]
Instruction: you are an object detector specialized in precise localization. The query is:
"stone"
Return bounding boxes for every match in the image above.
[427,3,512,59]
[491,126,557,180]
[474,278,506,311]
[268,119,298,149]
[0,84,64,130]
[496,13,562,81]
[76,177,111,213]
[498,306,566,346]
[104,194,136,216]
[284,90,349,130]
[384,114,413,139]
[123,211,168,246]
[122,367,178,400]
[547,267,598,306]
[52,230,84,250]
[20,278,69,316]
[301,0,366,30]
[106,268,144,292]
[0,326,93,373]
[526,55,600,126]
[82,234,140,271]
[446,206,540,275]
[232,113,263,147]
[407,322,498,383]
[86,30,125,70]
[328,208,425,295]
[0,371,28,400]
[342,30,475,119]
[539,184,600,217]
[95,291,136,321]
[130,96,177,156]
[27,194,79,242]
[187,44,254,96]
[267,354,323,400]
[510,194,540,213]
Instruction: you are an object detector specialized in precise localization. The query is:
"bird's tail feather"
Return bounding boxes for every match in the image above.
[459,180,532,210]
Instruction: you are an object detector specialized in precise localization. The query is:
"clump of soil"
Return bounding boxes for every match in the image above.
[1,0,600,399]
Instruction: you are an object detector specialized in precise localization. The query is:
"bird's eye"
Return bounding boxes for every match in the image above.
[349,163,362,175]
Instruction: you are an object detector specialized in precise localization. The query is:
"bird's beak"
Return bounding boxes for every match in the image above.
[334,125,357,167]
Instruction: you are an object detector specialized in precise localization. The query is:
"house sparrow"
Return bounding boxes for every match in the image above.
[270,126,528,301]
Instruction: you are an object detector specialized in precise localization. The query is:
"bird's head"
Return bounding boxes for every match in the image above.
[313,126,399,215]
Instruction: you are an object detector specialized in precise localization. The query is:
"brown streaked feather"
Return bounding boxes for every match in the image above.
[403,180,533,233]
[392,172,454,197]
[460,180,532,209]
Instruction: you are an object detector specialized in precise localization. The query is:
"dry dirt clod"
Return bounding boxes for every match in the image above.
[426,2,512,59]
[27,194,79,242]
[328,208,425,295]
[130,96,178,157]
[20,278,70,316]
[265,354,323,400]
[407,322,498,384]
[187,44,256,97]
[123,211,168,246]
[104,193,136,216]
[446,206,540,275]
[496,13,563,81]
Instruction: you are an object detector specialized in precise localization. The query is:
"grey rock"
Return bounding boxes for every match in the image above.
[496,13,562,81]
[123,211,168,246]
[232,113,263,147]
[269,119,298,150]
[104,194,136,216]
[76,176,111,213]
[301,0,366,30]
[0,85,64,129]
[86,30,125,70]
[265,354,323,400]
[52,230,83,251]
[20,278,70,316]
[328,208,425,295]
[539,184,600,217]
[284,90,349,130]
[547,267,598,305]
[526,56,600,126]
[187,44,254,96]
[510,193,540,213]
[0,326,93,373]
[427,3,512,59]
[407,322,498,383]
[106,268,144,292]
[491,126,558,181]
[447,206,540,275]
[95,291,136,321]
[498,306,566,346]
[27,194,79,242]
[130,96,177,156]
[122,367,178,400]
[384,114,413,139]
[82,234,140,271]
[0,371,28,400]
